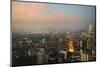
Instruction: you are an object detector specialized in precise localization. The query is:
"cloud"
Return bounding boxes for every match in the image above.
[46,11,81,24]
[12,1,48,28]
[47,12,65,21]
[12,1,47,18]
[12,1,94,33]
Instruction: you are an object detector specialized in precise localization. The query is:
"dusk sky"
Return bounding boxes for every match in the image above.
[12,1,96,33]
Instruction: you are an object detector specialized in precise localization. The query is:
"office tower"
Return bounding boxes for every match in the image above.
[36,48,45,64]
[80,50,88,62]
[87,24,94,49]
[59,50,67,61]
[42,38,46,45]
[87,24,95,61]
[66,32,75,62]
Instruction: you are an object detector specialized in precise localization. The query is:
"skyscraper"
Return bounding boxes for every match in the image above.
[87,24,95,61]
[66,32,75,62]
[66,32,74,53]
[87,24,94,50]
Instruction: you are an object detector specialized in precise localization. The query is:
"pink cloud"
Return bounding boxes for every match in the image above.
[47,11,81,23]
[12,1,82,31]
[47,12,65,21]
[12,2,47,18]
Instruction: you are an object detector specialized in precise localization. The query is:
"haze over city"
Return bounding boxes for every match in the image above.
[12,1,96,33]
[12,1,96,66]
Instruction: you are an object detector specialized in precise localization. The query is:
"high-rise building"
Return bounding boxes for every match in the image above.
[67,40,74,53]
[87,24,95,61]
[66,32,75,62]
[59,50,67,60]
[80,50,89,62]
[66,32,74,53]
[87,24,94,49]
[36,48,45,64]
[41,38,46,45]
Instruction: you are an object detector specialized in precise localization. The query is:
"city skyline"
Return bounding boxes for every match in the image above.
[12,1,96,33]
[12,1,96,66]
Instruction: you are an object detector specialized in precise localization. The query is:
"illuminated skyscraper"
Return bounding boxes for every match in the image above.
[87,24,95,61]
[88,24,93,33]
[87,24,94,49]
[67,40,74,53]
[66,32,74,53]
[66,32,75,62]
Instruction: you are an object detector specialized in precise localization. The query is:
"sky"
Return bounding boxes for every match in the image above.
[12,1,96,33]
